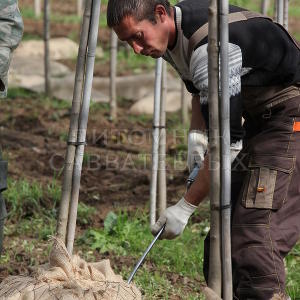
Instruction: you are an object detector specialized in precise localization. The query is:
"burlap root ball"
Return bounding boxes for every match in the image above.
[0,237,141,300]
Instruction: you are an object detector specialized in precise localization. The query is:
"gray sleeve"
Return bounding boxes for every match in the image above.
[189,42,244,151]
[189,42,243,104]
[0,0,24,98]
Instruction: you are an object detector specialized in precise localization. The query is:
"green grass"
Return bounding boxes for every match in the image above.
[50,14,81,24]
[5,217,56,241]
[117,50,156,74]
[4,179,44,221]
[294,32,300,42]
[286,243,300,299]
[1,176,299,298]
[289,5,300,17]
[19,7,38,19]
[7,88,71,110]
[77,209,300,299]
[4,178,60,222]
[90,102,110,113]
[7,87,37,100]
[97,46,156,75]
[22,32,42,41]
[19,6,81,24]
[77,203,97,225]
[127,114,153,126]
[78,210,208,298]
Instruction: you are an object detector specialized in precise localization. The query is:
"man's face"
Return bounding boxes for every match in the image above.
[113,14,170,58]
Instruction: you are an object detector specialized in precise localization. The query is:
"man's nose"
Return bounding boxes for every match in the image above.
[131,42,143,54]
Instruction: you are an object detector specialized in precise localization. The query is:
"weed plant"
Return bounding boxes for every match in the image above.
[78,209,299,299]
[78,210,208,298]
[3,178,61,221]
[1,177,299,298]
[77,203,96,225]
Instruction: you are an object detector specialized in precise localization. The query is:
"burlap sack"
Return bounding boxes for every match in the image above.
[0,237,141,300]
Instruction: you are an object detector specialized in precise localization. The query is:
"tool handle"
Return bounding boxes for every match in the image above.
[127,224,166,284]
[186,165,200,190]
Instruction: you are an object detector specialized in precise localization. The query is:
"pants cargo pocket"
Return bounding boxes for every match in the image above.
[242,155,295,209]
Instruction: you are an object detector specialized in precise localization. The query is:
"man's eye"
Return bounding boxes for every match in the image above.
[135,32,143,39]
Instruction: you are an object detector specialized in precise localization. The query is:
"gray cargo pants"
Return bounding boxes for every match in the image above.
[204,94,300,299]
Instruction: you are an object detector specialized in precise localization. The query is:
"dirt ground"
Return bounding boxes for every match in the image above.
[0,91,194,294]
[0,95,188,218]
[0,1,299,297]
[0,2,198,295]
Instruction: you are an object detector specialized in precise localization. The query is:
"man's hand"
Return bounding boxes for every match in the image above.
[151,198,197,240]
[187,130,208,172]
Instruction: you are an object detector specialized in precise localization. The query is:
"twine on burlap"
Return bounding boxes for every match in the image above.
[0,237,141,300]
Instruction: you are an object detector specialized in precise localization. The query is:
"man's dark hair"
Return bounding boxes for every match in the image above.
[107,0,171,28]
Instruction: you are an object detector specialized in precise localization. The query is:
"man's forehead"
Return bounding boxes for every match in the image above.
[113,15,138,41]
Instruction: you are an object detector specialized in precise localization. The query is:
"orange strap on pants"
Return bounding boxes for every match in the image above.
[293,122,300,132]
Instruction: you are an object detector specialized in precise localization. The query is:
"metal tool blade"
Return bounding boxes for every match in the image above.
[127,224,166,284]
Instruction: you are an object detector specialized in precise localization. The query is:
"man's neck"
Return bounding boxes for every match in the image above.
[167,6,177,49]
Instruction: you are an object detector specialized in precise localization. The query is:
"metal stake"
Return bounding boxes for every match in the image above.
[219,0,232,298]
[208,0,222,295]
[150,58,163,226]
[127,225,165,284]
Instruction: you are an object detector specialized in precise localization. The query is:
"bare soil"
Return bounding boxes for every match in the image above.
[0,95,187,216]
[0,3,195,292]
[0,93,196,294]
[1,1,298,297]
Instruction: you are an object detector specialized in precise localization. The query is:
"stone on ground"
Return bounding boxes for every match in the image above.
[13,38,103,60]
[129,90,191,114]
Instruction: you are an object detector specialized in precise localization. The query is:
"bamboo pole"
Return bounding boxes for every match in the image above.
[261,0,269,15]
[208,0,222,295]
[56,0,92,242]
[178,0,189,125]
[158,61,167,216]
[34,0,41,17]
[109,30,118,121]
[181,81,189,125]
[219,0,232,298]
[273,0,277,20]
[77,0,84,17]
[283,0,289,29]
[44,0,51,96]
[150,58,163,226]
[66,0,101,255]
[276,0,284,24]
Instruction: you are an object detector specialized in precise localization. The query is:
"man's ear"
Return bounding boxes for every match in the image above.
[155,4,168,23]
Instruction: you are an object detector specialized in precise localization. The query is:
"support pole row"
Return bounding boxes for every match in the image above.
[56,0,101,255]
[150,58,168,225]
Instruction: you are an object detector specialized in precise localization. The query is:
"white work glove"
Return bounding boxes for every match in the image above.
[230,140,243,163]
[187,130,208,172]
[151,198,197,240]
